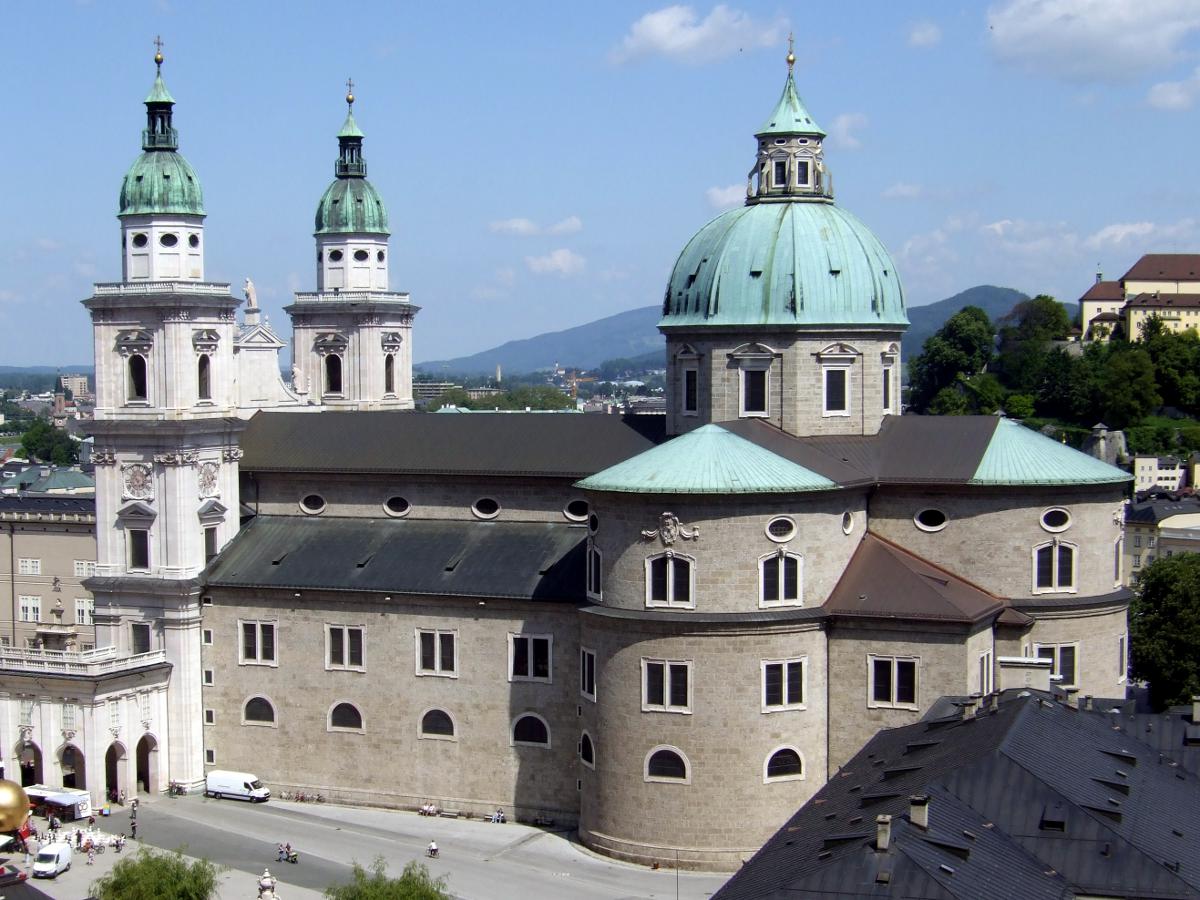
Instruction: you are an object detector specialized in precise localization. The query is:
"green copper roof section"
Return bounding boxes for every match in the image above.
[757,72,825,137]
[119,151,205,216]
[576,424,836,495]
[661,201,907,328]
[969,419,1132,486]
[338,109,364,139]
[314,177,389,235]
[144,72,175,105]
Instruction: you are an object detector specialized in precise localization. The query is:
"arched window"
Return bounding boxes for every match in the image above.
[384,353,395,395]
[645,747,689,782]
[1033,540,1076,593]
[420,709,455,737]
[243,697,275,724]
[128,354,148,401]
[512,714,550,747]
[579,732,595,768]
[197,353,211,401]
[764,747,804,781]
[325,354,343,395]
[646,552,694,608]
[760,551,802,606]
[329,702,363,731]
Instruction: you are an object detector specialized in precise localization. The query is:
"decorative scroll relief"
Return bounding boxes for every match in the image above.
[222,448,244,462]
[641,512,699,545]
[381,331,404,352]
[197,462,220,498]
[122,464,153,501]
[153,451,199,466]
[92,448,117,466]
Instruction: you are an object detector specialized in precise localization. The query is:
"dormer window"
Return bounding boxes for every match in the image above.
[796,160,811,187]
[817,344,859,418]
[773,160,787,189]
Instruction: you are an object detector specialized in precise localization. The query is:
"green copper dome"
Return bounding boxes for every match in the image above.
[119,151,205,217]
[661,201,907,328]
[314,177,389,235]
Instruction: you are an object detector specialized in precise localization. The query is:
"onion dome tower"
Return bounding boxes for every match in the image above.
[285,82,418,410]
[660,43,908,439]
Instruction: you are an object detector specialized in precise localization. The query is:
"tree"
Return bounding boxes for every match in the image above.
[1098,346,1160,428]
[19,419,78,465]
[907,306,995,412]
[994,295,1071,393]
[325,858,451,900]
[90,848,221,900]
[1130,554,1200,710]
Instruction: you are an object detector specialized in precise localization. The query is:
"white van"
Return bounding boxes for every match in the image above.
[32,842,72,878]
[205,770,270,802]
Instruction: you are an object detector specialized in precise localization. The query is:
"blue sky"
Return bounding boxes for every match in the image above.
[2,1,1199,367]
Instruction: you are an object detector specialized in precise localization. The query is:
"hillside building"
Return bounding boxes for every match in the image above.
[1079,254,1200,340]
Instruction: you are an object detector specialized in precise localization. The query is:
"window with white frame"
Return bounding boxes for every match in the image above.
[510,634,552,682]
[74,598,93,626]
[18,596,40,623]
[772,158,787,188]
[762,658,806,711]
[131,622,151,655]
[108,698,121,731]
[760,550,802,606]
[128,528,150,570]
[1134,534,1142,548]
[1033,540,1076,592]
[869,655,918,708]
[978,650,994,695]
[205,749,216,764]
[73,560,96,578]
[580,648,597,701]
[139,692,151,722]
[240,621,277,665]
[1035,643,1078,686]
[19,700,34,727]
[682,367,699,415]
[416,629,457,676]
[795,159,811,187]
[1118,633,1128,683]
[740,364,769,416]
[17,558,40,576]
[646,552,694,608]
[203,669,214,685]
[62,703,77,732]
[645,746,690,782]
[764,746,805,781]
[642,658,691,713]
[1149,536,1157,548]
[823,366,850,416]
[204,709,215,725]
[327,625,364,670]
[586,541,602,601]
[1133,554,1142,569]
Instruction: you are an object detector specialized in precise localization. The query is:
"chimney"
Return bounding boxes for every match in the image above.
[1065,687,1079,708]
[875,815,892,852]
[1082,695,1093,711]
[1192,696,1200,723]
[910,795,930,830]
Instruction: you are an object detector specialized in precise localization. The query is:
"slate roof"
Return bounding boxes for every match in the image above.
[714,692,1200,900]
[1127,292,1200,309]
[1123,254,1200,282]
[1087,701,1200,779]
[1126,496,1200,526]
[204,515,586,602]
[0,496,96,516]
[1079,279,1124,302]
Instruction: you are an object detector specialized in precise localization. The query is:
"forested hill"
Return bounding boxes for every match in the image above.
[904,286,1033,358]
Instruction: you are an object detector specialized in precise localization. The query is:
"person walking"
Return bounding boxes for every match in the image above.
[87,845,96,866]
[131,820,138,840]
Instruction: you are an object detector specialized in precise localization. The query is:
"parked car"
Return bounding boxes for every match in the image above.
[0,862,28,885]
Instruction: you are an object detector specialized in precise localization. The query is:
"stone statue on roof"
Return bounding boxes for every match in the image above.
[244,277,258,309]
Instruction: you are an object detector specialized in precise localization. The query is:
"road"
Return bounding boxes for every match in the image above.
[21,796,728,899]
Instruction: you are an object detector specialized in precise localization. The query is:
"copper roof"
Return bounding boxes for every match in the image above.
[1122,253,1200,282]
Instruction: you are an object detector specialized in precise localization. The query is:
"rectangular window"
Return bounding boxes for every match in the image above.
[1034,542,1075,592]
[824,368,849,415]
[128,529,150,570]
[73,560,96,578]
[18,596,40,623]
[642,658,691,713]
[139,692,151,721]
[978,650,994,695]
[204,527,218,563]
[240,621,276,665]
[1036,643,1078,687]
[416,629,457,676]
[741,367,768,416]
[203,669,214,685]
[62,703,77,732]
[773,159,787,187]
[1133,554,1142,569]
[327,625,365,670]
[796,159,811,186]
[510,634,552,682]
[1118,634,1128,683]
[882,365,894,413]
[74,598,93,626]
[682,368,698,414]
[204,709,215,725]
[19,700,34,727]
[761,554,801,606]
[647,554,694,608]
[762,658,806,710]
[202,628,213,645]
[587,542,602,600]
[131,622,151,655]
[17,558,41,576]
[1148,536,1157,548]
[205,749,215,764]
[580,648,597,701]
[1134,535,1142,548]
[108,699,120,731]
[869,655,919,708]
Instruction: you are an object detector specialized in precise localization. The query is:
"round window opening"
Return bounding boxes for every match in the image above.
[588,513,599,533]
[329,249,344,262]
[565,499,589,521]
[132,233,148,248]
[914,508,948,532]
[354,249,370,262]
[188,234,199,248]
[841,511,854,535]
[384,496,410,516]
[1041,508,1071,532]
[377,250,385,262]
[300,493,326,514]
[766,516,796,542]
[473,497,500,519]
[159,233,178,247]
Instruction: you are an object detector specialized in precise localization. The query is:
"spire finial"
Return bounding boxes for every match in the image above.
[154,35,164,70]
[345,77,355,108]
[786,33,795,72]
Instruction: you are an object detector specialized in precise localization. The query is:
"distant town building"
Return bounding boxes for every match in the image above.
[1124,493,1200,580]
[1078,254,1200,340]
[59,374,91,400]
[1132,454,1186,491]
[412,381,461,405]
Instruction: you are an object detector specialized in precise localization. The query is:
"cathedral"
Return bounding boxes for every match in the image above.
[8,47,1131,871]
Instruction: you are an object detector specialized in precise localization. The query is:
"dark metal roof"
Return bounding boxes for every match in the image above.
[1090,702,1200,779]
[1123,254,1200,282]
[204,515,586,602]
[0,496,95,516]
[715,693,1200,900]
[1126,496,1200,525]
[239,410,665,477]
[1127,293,1200,309]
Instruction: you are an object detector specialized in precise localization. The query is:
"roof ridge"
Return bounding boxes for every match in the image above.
[864,531,1005,605]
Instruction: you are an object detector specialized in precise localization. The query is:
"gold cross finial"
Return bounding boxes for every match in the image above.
[154,35,164,69]
[786,33,795,72]
[345,77,355,107]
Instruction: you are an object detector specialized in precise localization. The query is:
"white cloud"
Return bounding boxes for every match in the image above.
[546,216,583,235]
[489,216,583,236]
[829,113,868,150]
[610,4,784,65]
[525,249,586,276]
[1084,218,1198,250]
[987,0,1200,83]
[706,183,745,208]
[883,182,923,200]
[1148,66,1200,109]
[908,21,942,48]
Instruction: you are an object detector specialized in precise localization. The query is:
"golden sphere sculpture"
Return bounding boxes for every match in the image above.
[0,781,29,832]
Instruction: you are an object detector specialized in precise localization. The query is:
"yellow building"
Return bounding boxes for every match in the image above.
[1076,254,1200,341]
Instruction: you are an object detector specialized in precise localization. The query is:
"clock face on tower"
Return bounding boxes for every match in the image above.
[123,464,153,500]
[198,462,219,498]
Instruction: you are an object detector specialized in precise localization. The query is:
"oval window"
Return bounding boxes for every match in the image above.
[188,234,200,248]
[300,493,326,514]
[766,516,796,542]
[384,496,410,517]
[841,511,854,535]
[159,233,178,247]
[354,249,369,262]
[472,498,500,519]
[914,508,948,532]
[329,249,344,262]
[1041,508,1071,532]
[589,513,599,534]
[377,250,385,262]
[565,499,589,521]
[132,233,148,248]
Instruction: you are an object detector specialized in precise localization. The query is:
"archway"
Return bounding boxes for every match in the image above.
[135,734,159,795]
[17,742,42,787]
[105,743,127,801]
[59,744,85,790]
